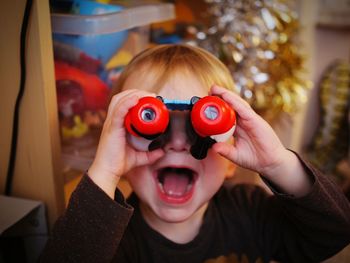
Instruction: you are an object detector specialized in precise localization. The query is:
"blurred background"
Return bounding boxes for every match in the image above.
[0,0,349,262]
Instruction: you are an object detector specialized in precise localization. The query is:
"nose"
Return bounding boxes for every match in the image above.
[163,112,190,152]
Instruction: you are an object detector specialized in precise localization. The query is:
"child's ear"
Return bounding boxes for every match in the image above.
[225,163,236,179]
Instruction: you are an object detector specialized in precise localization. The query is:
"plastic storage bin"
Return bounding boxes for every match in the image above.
[50,1,175,172]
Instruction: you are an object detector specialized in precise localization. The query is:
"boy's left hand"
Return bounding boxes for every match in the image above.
[210,85,312,196]
[210,85,288,176]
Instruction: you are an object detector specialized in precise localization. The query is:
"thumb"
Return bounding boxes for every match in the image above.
[212,142,237,162]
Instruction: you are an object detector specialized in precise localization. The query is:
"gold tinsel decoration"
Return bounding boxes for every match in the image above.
[306,61,350,181]
[193,0,310,120]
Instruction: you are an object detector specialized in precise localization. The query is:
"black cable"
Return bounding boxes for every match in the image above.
[5,0,33,196]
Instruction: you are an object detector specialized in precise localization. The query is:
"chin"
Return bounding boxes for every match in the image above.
[152,200,209,224]
[155,208,198,223]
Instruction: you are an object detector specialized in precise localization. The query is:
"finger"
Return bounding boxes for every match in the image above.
[107,90,157,129]
[106,89,139,118]
[134,149,165,167]
[212,142,237,162]
[232,124,250,141]
[107,90,155,120]
[210,85,255,120]
[114,90,157,124]
[108,95,149,133]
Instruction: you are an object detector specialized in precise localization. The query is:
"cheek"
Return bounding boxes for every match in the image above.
[201,151,231,187]
[205,150,231,174]
[125,167,152,194]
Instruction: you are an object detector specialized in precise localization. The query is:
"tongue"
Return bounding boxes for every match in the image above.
[162,173,190,197]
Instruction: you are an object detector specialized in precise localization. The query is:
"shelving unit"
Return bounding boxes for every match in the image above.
[52,2,174,176]
[51,3,175,34]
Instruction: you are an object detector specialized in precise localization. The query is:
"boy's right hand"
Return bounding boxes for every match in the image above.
[88,89,165,199]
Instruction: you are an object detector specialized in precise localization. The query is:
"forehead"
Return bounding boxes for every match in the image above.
[122,68,209,100]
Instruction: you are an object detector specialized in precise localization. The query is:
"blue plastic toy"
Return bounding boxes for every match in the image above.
[53,0,128,65]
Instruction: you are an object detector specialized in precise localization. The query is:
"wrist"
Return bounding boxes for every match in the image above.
[88,164,120,199]
[259,149,291,179]
[260,150,313,197]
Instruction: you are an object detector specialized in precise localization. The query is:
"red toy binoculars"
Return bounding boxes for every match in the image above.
[125,96,236,159]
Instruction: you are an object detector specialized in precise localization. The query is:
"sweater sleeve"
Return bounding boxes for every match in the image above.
[261,153,350,262]
[40,175,133,263]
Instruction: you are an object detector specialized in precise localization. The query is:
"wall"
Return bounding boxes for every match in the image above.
[271,0,350,153]
[0,0,22,194]
[302,28,350,148]
[0,0,65,226]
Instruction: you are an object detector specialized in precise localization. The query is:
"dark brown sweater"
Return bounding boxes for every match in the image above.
[41,156,350,263]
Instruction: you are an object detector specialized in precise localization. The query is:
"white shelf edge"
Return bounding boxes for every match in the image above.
[51,3,175,35]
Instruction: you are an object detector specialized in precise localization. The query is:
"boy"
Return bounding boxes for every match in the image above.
[41,45,350,263]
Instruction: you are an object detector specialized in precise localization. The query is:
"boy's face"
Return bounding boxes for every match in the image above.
[123,70,235,224]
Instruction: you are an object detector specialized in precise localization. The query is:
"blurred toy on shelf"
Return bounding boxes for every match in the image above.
[53,1,128,65]
[61,115,89,139]
[52,0,129,145]
[55,61,109,139]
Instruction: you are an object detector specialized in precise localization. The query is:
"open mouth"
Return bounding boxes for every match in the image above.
[156,167,196,204]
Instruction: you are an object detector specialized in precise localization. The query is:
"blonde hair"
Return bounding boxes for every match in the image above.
[111,44,236,96]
